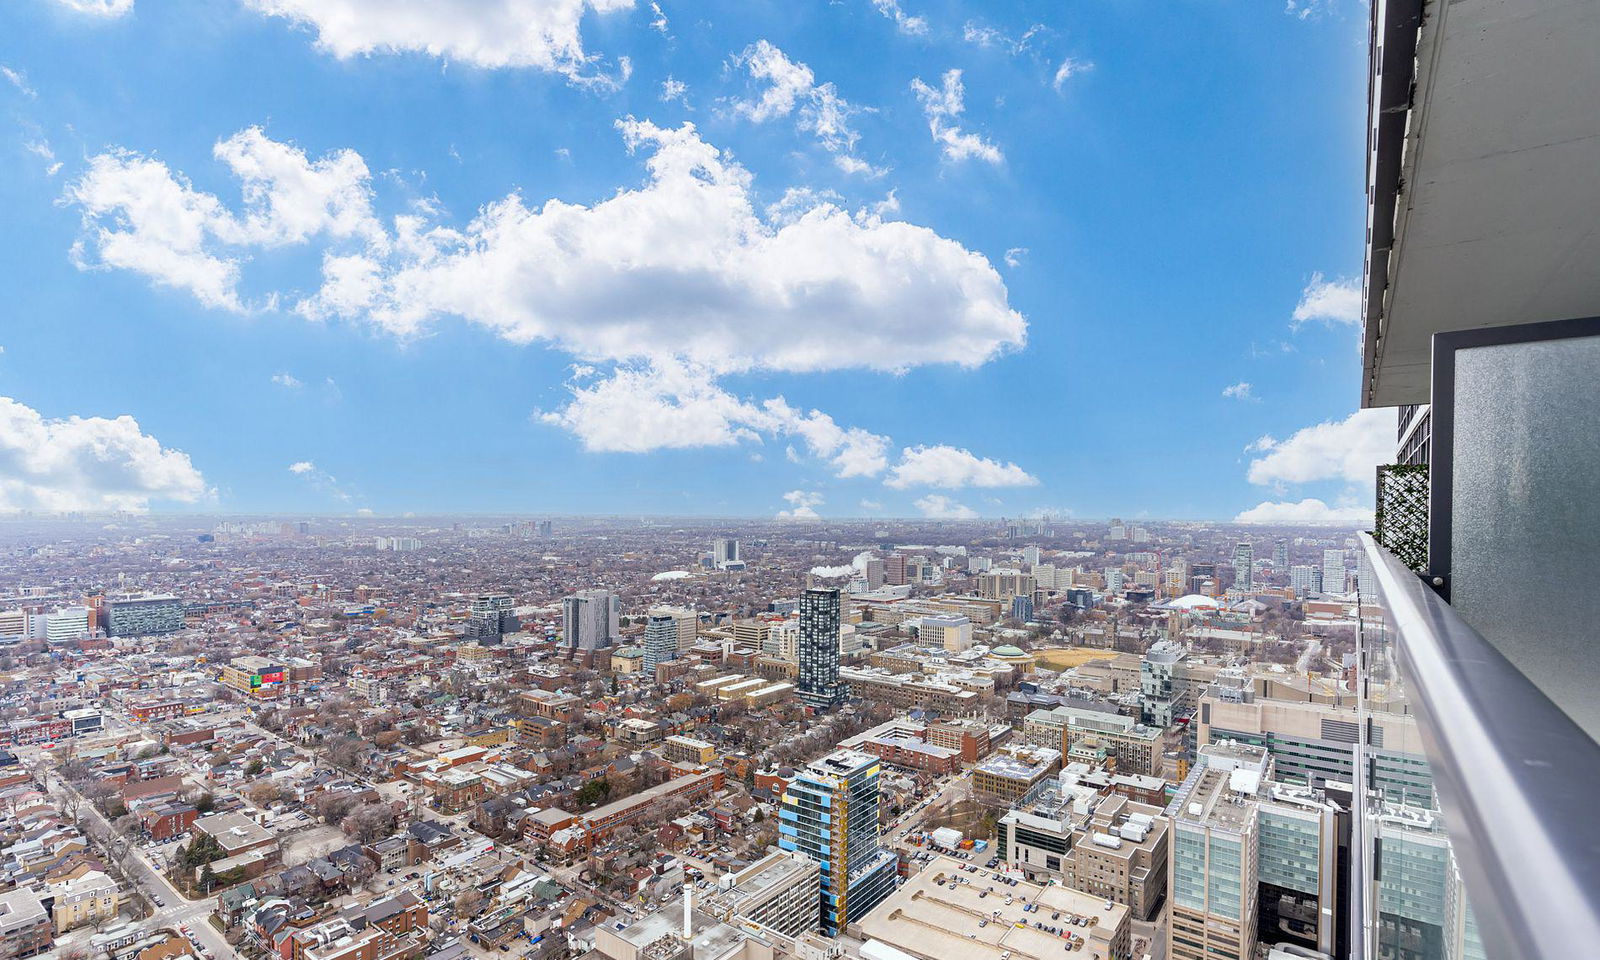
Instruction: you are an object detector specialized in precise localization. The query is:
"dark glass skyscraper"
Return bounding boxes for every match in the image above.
[797,587,844,710]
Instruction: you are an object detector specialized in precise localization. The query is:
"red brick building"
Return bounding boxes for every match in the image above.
[582,768,723,842]
[138,801,198,841]
[926,719,992,763]
[128,700,184,723]
[858,736,962,776]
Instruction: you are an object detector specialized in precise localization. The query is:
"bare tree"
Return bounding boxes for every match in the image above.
[316,792,360,825]
[453,888,485,917]
[245,782,284,808]
[325,737,366,773]
[341,803,397,844]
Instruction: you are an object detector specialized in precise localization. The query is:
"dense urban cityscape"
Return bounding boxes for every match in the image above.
[0,513,1420,960]
[3,0,1595,958]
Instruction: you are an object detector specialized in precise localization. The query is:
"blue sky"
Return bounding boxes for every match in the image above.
[0,0,1392,523]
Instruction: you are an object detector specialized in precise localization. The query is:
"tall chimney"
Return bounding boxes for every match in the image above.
[682,883,692,939]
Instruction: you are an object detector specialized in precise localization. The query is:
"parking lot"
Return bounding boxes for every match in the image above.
[279,823,352,867]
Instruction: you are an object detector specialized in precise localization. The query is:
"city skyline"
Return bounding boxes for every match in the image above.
[0,0,1384,524]
[0,3,1592,960]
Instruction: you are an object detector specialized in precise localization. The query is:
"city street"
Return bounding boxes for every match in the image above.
[887,770,973,850]
[36,765,240,960]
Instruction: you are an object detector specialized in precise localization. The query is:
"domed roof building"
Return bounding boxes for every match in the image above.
[985,644,1036,673]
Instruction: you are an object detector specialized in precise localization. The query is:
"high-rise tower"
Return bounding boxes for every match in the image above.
[562,589,619,651]
[1232,541,1255,592]
[778,750,898,936]
[643,614,679,674]
[797,587,844,710]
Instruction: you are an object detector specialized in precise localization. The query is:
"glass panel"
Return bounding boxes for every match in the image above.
[1358,546,1481,960]
[1450,333,1600,739]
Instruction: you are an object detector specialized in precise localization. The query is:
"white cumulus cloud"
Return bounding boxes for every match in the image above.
[65,151,246,311]
[1247,408,1394,488]
[1222,381,1254,401]
[1292,272,1361,328]
[538,365,1033,489]
[301,118,1025,375]
[871,0,927,35]
[70,121,1024,378]
[66,127,383,312]
[778,489,823,519]
[212,127,384,247]
[52,0,133,17]
[1235,498,1372,527]
[271,372,304,388]
[537,362,765,454]
[537,360,890,477]
[763,397,890,478]
[0,396,208,513]
[241,0,634,87]
[886,445,1037,490]
[66,121,1037,490]
[915,494,977,519]
[731,41,873,173]
[911,70,1003,165]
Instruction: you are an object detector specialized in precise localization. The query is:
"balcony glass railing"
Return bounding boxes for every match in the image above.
[1354,533,1600,960]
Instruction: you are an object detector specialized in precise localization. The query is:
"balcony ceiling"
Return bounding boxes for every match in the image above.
[1362,0,1600,407]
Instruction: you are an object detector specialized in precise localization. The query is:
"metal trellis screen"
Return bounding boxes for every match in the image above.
[1374,463,1429,572]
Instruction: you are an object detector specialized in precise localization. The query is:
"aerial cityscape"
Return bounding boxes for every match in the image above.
[3,1,1597,960]
[0,513,1393,960]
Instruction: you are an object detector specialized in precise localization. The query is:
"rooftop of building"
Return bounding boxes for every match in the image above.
[586,767,716,821]
[1064,710,1164,741]
[1069,794,1167,859]
[611,906,749,960]
[1165,743,1269,835]
[794,749,879,783]
[194,811,275,851]
[228,655,281,670]
[858,853,1128,960]
[865,736,960,760]
[0,888,47,931]
[975,750,1055,782]
[704,851,818,915]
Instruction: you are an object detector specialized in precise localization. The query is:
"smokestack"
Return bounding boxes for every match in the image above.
[683,883,692,939]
